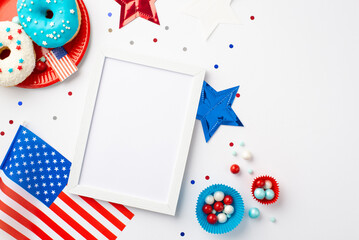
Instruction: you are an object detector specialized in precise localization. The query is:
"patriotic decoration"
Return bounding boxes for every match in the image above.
[45,47,78,81]
[0,125,134,240]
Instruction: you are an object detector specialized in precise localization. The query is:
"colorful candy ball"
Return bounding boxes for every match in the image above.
[265,189,275,200]
[254,188,265,200]
[213,201,224,212]
[202,204,213,214]
[35,61,47,72]
[241,150,252,160]
[205,195,215,205]
[214,191,225,201]
[223,195,233,205]
[255,179,265,188]
[217,213,228,223]
[207,214,218,224]
[264,180,272,189]
[224,205,234,215]
[248,208,260,219]
[230,164,240,174]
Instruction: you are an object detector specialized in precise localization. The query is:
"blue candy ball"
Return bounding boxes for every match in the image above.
[248,208,260,219]
[254,188,265,200]
[265,189,275,200]
[12,16,20,25]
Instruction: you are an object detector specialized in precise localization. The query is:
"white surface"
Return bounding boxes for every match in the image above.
[1,0,359,239]
[68,49,204,215]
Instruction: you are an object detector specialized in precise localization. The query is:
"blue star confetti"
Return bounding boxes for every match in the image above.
[196,81,243,142]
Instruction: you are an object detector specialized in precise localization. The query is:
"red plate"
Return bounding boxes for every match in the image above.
[0,0,90,88]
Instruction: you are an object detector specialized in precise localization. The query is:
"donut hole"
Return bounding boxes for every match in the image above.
[0,47,11,60]
[46,9,54,19]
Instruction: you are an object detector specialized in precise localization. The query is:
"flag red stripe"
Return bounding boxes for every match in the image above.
[109,203,134,220]
[50,52,71,77]
[45,53,65,81]
[62,56,76,73]
[0,178,75,240]
[50,202,97,240]
[80,196,126,231]
[0,200,52,240]
[58,192,117,240]
[0,219,30,240]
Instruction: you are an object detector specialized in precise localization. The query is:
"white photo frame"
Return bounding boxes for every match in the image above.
[68,48,205,215]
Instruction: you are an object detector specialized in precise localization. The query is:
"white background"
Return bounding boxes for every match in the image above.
[1,0,359,239]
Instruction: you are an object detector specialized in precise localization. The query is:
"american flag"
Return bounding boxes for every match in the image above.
[45,47,78,81]
[0,125,134,240]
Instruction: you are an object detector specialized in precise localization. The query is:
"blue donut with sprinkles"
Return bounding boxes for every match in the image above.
[17,0,81,48]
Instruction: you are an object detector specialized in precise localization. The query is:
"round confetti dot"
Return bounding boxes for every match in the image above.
[68,91,72,96]
[229,44,234,48]
[214,64,219,69]
[108,28,113,33]
[229,142,234,147]
[270,217,276,223]
[130,40,134,45]
[232,151,237,156]
[53,116,57,120]
[165,26,169,30]
[18,101,22,106]
[191,180,195,184]
[247,169,254,174]
[9,120,13,124]
[183,47,187,52]
[250,16,255,20]
[236,93,240,98]
[239,141,245,147]
[0,131,4,136]
[153,38,158,43]
[180,232,185,237]
[205,175,210,180]
[108,12,112,17]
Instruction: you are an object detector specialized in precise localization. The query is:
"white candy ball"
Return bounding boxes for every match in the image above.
[212,210,216,214]
[242,150,253,160]
[224,205,234,215]
[205,195,214,205]
[214,191,225,202]
[264,180,273,189]
[217,213,228,223]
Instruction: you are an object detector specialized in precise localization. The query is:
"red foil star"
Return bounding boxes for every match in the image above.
[115,0,160,28]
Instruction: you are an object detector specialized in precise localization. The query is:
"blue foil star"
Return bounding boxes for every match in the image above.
[196,81,243,142]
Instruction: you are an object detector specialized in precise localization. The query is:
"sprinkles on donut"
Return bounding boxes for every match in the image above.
[0,21,36,87]
[17,0,81,48]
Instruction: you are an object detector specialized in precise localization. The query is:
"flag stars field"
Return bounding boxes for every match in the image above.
[0,125,135,239]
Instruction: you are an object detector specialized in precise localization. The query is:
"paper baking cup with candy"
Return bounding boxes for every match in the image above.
[196,184,244,234]
[251,175,279,205]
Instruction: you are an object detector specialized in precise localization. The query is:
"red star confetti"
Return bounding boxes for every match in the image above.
[17,65,22,70]
[8,35,13,40]
[16,46,21,50]
[17,29,22,34]
[114,0,160,28]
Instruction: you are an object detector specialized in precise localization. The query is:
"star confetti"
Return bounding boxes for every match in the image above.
[114,0,160,28]
[196,81,243,142]
[184,0,239,39]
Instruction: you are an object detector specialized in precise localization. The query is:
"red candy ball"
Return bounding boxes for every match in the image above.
[230,164,240,174]
[35,61,47,72]
[202,204,213,215]
[207,214,217,224]
[223,195,233,205]
[255,179,265,188]
[213,201,224,212]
